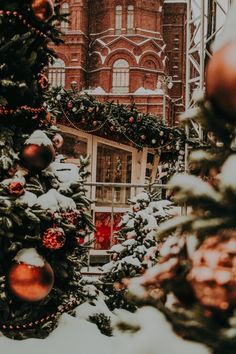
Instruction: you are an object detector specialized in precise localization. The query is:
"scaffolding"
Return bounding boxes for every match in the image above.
[185,0,231,141]
[183,0,231,180]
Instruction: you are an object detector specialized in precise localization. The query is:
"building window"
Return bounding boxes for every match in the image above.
[112,59,129,93]
[48,58,65,88]
[60,2,69,32]
[115,5,122,35]
[127,5,134,34]
[96,142,132,206]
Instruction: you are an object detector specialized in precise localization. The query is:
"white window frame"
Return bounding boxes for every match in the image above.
[115,5,122,35]
[112,59,129,94]
[127,5,134,34]
[61,2,69,32]
[48,58,66,88]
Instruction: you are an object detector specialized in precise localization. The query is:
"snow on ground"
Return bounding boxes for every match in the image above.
[0,305,212,354]
[113,306,211,354]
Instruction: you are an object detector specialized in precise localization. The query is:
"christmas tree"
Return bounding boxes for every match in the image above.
[123,4,236,354]
[0,0,94,339]
[99,191,174,311]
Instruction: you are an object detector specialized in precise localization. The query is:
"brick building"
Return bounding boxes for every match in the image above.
[49,0,187,124]
[49,0,187,252]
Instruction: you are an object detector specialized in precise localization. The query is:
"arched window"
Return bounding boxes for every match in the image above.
[61,2,69,32]
[48,58,65,88]
[112,59,129,93]
[115,5,122,35]
[127,5,134,34]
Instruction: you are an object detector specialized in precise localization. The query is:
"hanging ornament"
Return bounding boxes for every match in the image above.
[129,116,135,123]
[88,106,94,113]
[61,210,79,225]
[52,133,64,149]
[8,181,25,196]
[31,0,54,22]
[188,232,236,311]
[21,130,55,171]
[151,139,157,145]
[140,134,146,141]
[159,131,164,136]
[110,126,115,132]
[38,73,49,90]
[92,120,98,127]
[206,42,236,119]
[133,203,141,212]
[8,248,54,302]
[67,101,73,109]
[42,227,66,250]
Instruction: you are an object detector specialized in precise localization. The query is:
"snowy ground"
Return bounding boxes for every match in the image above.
[0,300,211,354]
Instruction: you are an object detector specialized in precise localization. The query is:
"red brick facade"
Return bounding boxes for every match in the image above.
[50,0,187,124]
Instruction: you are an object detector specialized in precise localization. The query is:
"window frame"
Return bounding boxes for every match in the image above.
[115,5,122,35]
[112,59,129,94]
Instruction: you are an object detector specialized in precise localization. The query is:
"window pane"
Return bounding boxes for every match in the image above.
[48,58,65,87]
[96,143,132,206]
[59,132,87,163]
[94,212,123,250]
[115,5,122,34]
[112,59,129,93]
[127,5,134,33]
[61,2,69,31]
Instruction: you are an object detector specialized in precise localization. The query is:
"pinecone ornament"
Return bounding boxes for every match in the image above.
[60,211,79,225]
[188,231,236,311]
[42,227,66,250]
[137,236,193,304]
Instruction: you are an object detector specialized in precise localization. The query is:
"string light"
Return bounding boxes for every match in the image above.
[0,10,47,38]
[0,299,79,331]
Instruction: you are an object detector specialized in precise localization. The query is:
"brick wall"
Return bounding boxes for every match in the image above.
[49,0,187,123]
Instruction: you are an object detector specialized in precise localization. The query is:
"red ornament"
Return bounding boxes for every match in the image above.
[8,251,54,302]
[21,143,55,171]
[61,211,79,225]
[8,181,25,196]
[38,73,49,90]
[52,133,64,149]
[206,42,236,119]
[31,0,54,22]
[67,101,73,109]
[133,203,141,212]
[129,116,135,123]
[42,227,66,250]
[140,134,146,141]
[92,120,98,127]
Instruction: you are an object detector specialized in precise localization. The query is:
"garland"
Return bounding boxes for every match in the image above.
[46,87,186,154]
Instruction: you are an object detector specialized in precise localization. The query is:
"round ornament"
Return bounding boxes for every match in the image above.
[129,116,135,123]
[52,133,64,149]
[42,227,66,250]
[140,134,146,141]
[8,181,25,196]
[31,0,54,22]
[8,248,54,302]
[67,101,73,109]
[22,144,55,171]
[206,42,236,119]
